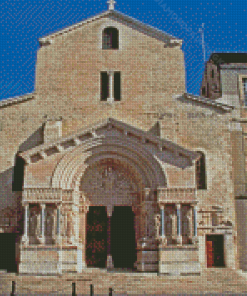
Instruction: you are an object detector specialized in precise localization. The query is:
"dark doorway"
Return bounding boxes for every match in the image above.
[111,206,136,268]
[0,234,17,272]
[206,235,225,268]
[86,206,107,268]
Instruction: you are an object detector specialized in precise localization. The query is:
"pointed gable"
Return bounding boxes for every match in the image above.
[39,10,182,46]
[20,118,199,166]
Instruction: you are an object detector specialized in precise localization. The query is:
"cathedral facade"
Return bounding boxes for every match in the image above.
[0,2,242,275]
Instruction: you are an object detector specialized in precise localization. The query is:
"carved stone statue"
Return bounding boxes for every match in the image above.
[36,211,41,239]
[170,213,177,240]
[154,214,161,238]
[28,207,41,244]
[67,212,75,244]
[60,211,67,237]
[46,207,56,239]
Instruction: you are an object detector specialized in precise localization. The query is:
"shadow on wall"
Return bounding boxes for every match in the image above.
[12,125,44,191]
[19,125,44,152]
[148,121,161,137]
[0,167,23,234]
[0,125,44,233]
[0,167,16,210]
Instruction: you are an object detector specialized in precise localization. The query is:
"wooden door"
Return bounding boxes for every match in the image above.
[0,234,17,272]
[206,235,225,268]
[86,206,107,268]
[206,239,214,267]
[111,206,136,268]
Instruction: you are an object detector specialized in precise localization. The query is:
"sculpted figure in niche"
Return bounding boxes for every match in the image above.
[154,214,161,238]
[29,206,41,240]
[60,210,67,237]
[147,205,157,238]
[46,207,57,239]
[165,213,173,244]
[182,206,191,244]
[67,212,76,244]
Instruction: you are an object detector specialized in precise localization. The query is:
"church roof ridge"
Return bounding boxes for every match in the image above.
[39,9,182,45]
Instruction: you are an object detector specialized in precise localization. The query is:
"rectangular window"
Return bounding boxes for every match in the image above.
[243,78,247,106]
[101,72,109,101]
[114,72,121,101]
[100,71,121,102]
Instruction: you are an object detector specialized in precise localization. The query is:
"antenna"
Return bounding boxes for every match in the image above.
[199,23,206,63]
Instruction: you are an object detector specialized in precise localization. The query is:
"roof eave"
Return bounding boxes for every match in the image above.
[184,93,235,111]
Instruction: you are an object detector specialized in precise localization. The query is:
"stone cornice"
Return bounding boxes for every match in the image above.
[39,10,181,46]
[20,118,199,165]
[22,188,73,203]
[184,93,234,112]
[0,93,35,109]
[157,187,197,204]
[220,64,247,69]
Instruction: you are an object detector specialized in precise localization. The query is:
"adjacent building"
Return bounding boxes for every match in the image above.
[201,52,247,271]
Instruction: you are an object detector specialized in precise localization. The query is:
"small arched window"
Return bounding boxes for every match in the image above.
[102,27,119,50]
[195,151,207,190]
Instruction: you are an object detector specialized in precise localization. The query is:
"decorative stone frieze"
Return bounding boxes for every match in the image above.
[198,207,233,233]
[23,188,73,203]
[158,188,197,204]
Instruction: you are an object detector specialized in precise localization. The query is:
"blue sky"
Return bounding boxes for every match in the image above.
[0,0,246,101]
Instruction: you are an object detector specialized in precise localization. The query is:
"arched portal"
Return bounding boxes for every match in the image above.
[80,157,143,269]
[50,133,167,270]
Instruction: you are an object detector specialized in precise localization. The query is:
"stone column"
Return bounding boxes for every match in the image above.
[160,204,167,245]
[107,71,114,103]
[107,206,114,269]
[70,205,79,245]
[79,205,89,269]
[22,203,29,245]
[56,204,62,244]
[187,206,193,241]
[176,204,182,245]
[192,205,198,244]
[143,189,151,238]
[40,204,46,245]
[133,204,141,246]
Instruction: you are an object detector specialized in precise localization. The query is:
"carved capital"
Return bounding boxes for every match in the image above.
[79,205,89,214]
[107,205,113,217]
[132,204,141,214]
[144,188,151,198]
[158,236,167,247]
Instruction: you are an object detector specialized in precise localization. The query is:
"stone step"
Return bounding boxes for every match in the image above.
[1,268,247,294]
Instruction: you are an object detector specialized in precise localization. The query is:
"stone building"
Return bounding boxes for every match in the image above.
[201,52,247,271]
[0,2,241,275]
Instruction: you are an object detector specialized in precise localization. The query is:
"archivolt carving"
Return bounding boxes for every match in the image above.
[51,136,167,191]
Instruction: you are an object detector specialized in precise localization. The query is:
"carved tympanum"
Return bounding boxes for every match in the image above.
[80,160,137,197]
